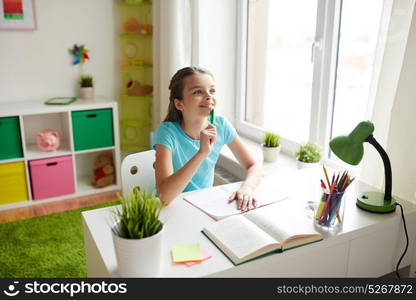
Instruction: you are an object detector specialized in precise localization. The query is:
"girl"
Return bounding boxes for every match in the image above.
[154,67,262,212]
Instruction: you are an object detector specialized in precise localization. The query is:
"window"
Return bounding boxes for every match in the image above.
[236,0,390,160]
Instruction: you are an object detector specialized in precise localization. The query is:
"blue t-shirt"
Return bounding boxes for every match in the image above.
[153,115,237,192]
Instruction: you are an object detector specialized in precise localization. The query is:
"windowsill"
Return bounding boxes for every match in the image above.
[218,135,299,179]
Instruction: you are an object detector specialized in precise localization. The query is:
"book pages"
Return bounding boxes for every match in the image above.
[203,214,279,261]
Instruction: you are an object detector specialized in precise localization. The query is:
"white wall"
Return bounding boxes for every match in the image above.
[197,0,237,122]
[387,6,416,203]
[0,0,116,103]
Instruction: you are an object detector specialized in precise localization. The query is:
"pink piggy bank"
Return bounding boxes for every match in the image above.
[36,130,61,152]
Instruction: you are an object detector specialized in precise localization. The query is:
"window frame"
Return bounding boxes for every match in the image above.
[235,0,344,167]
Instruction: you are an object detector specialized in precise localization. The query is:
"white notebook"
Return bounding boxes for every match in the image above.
[183,179,289,220]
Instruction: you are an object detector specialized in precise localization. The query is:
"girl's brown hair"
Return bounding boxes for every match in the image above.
[163,66,213,122]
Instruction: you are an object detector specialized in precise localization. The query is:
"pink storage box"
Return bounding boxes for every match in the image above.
[29,155,75,200]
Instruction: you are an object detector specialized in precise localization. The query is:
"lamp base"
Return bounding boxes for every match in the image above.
[356,191,396,213]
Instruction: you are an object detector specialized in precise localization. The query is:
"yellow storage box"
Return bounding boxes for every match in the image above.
[0,161,28,205]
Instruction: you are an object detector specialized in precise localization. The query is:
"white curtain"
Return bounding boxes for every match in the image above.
[359,0,415,196]
[152,0,196,128]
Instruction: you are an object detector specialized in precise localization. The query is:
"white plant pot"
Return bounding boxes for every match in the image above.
[297,160,321,169]
[262,145,281,162]
[112,222,164,277]
[80,87,94,99]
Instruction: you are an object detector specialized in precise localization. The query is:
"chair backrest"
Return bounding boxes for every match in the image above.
[121,150,156,196]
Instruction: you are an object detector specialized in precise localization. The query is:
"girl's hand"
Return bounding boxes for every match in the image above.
[198,124,217,157]
[228,186,257,212]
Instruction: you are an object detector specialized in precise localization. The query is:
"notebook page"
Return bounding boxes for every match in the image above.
[184,180,289,220]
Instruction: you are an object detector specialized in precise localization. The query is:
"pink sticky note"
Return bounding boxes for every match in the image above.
[184,249,212,267]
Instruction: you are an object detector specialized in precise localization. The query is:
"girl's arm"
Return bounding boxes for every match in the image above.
[155,124,217,205]
[227,135,263,211]
[155,145,206,204]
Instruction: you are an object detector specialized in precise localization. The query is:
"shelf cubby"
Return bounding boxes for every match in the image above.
[75,149,118,195]
[22,112,72,160]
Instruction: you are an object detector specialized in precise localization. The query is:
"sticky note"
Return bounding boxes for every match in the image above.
[171,243,203,263]
[184,249,212,266]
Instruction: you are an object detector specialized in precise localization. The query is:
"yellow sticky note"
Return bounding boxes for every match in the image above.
[171,243,203,263]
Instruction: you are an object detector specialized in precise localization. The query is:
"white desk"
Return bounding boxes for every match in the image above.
[82,167,416,277]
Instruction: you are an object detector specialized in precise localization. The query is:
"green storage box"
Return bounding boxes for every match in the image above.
[0,116,23,160]
[72,109,114,151]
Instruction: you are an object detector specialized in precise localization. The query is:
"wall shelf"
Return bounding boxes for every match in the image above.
[117,0,153,153]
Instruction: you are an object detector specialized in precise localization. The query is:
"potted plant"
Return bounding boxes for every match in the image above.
[79,75,94,99]
[262,131,281,162]
[111,189,164,277]
[295,142,323,169]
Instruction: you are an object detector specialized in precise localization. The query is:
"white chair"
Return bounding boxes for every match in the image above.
[121,150,156,196]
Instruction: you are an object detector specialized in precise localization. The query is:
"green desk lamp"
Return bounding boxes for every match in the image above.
[329,121,396,213]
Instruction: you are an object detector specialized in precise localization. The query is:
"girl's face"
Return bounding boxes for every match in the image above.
[174,73,216,119]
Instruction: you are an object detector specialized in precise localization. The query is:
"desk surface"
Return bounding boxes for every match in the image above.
[82,167,416,277]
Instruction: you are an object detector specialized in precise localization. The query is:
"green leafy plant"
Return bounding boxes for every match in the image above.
[295,142,323,163]
[263,132,281,148]
[112,189,164,239]
[80,75,94,88]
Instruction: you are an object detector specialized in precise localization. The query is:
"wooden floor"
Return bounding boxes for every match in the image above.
[0,190,120,224]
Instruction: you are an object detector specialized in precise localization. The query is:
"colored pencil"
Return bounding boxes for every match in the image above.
[323,165,331,188]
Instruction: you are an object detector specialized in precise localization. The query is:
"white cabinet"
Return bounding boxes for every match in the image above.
[0,98,121,210]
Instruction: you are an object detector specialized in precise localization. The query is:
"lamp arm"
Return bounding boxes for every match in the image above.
[365,135,392,201]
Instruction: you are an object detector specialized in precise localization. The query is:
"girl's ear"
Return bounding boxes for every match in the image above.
[174,99,184,111]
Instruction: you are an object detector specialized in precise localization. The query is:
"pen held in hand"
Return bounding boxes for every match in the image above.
[209,109,215,125]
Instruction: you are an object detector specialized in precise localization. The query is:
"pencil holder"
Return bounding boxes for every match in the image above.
[314,190,345,231]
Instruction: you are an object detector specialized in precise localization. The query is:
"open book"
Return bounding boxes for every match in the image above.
[184,179,289,220]
[201,199,322,265]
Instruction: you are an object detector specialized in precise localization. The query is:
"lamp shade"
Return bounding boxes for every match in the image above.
[329,121,374,165]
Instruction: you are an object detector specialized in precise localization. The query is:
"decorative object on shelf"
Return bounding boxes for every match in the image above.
[126,80,152,96]
[123,17,152,35]
[122,0,145,4]
[91,152,115,188]
[133,59,152,66]
[44,97,77,105]
[36,129,60,152]
[0,0,36,31]
[295,142,323,169]
[330,121,396,213]
[262,131,281,162]
[69,44,90,65]
[79,75,94,99]
[111,189,164,277]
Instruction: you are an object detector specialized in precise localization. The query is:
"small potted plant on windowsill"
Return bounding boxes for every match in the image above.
[295,142,323,169]
[111,189,164,277]
[262,131,281,162]
[79,75,94,99]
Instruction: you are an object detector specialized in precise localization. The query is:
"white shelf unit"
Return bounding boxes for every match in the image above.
[0,98,121,210]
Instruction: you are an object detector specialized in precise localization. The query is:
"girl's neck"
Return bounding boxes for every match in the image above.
[180,117,208,140]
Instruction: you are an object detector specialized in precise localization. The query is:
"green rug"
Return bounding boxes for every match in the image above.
[0,201,119,278]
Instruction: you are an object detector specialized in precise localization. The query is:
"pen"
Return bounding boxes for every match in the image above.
[209,109,215,125]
